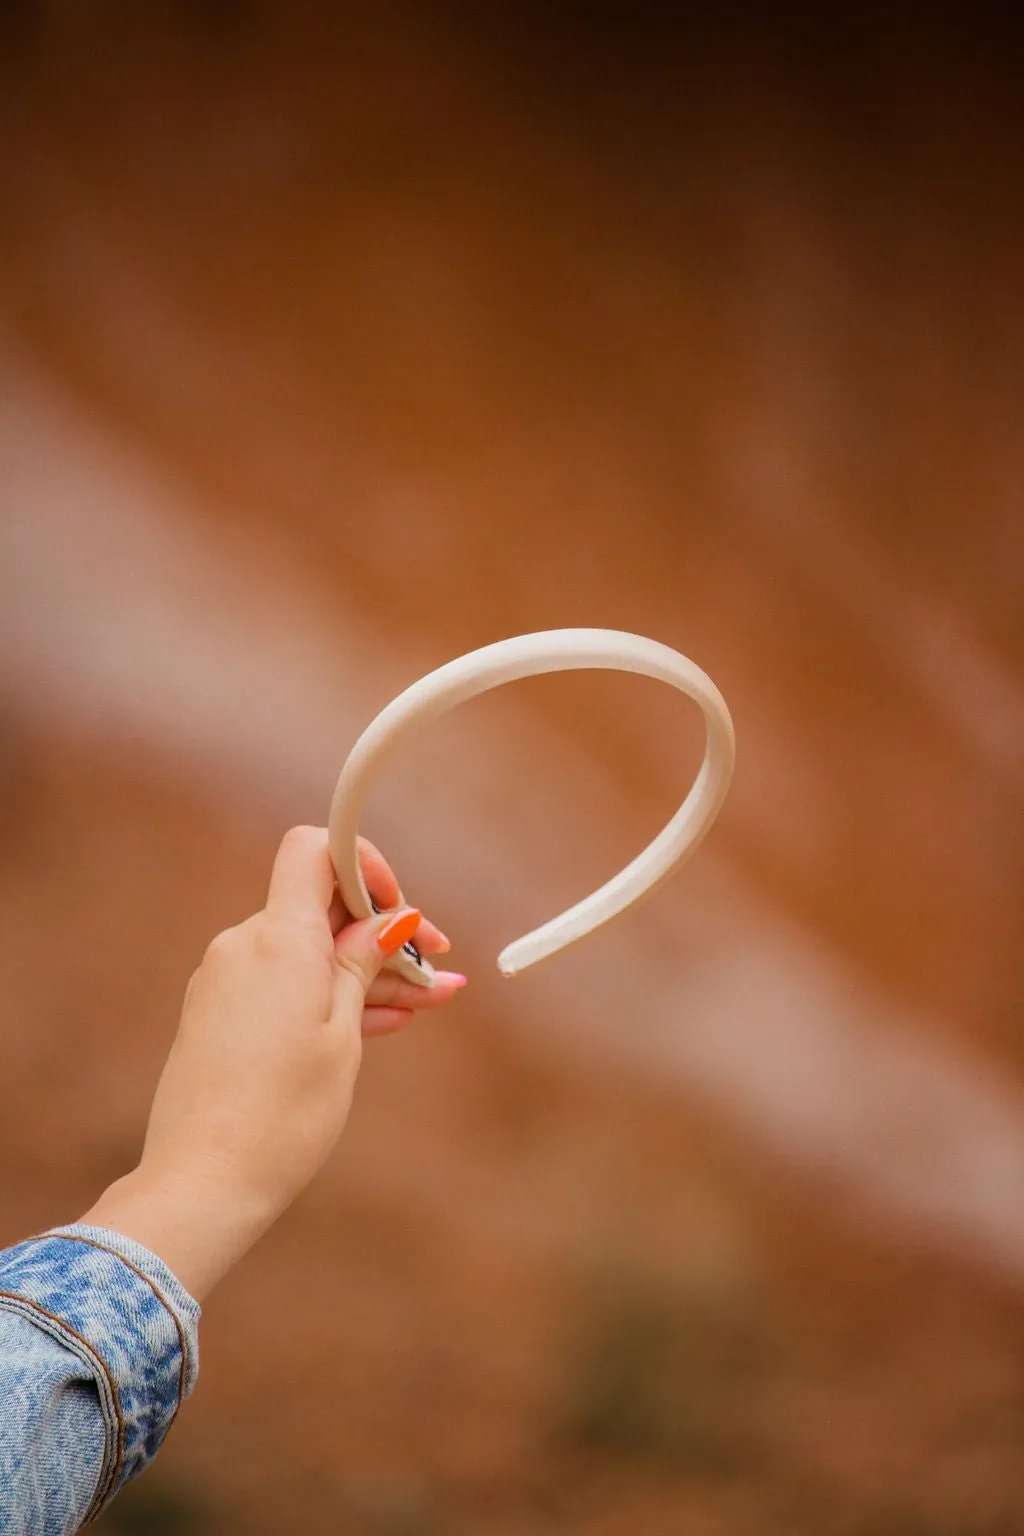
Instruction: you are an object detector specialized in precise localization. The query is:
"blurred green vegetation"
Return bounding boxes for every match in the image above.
[343,1480,450,1536]
[554,1265,767,1475]
[97,1480,209,1534]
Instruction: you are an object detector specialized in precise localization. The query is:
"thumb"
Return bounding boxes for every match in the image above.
[333,907,422,996]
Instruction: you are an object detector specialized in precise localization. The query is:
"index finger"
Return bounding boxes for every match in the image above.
[357,836,401,909]
[357,837,450,955]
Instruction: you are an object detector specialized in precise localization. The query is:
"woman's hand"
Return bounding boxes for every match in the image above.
[81,826,465,1298]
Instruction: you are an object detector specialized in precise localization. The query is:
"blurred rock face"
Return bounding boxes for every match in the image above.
[0,6,1022,1533]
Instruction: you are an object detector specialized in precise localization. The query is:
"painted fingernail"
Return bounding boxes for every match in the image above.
[435,971,468,989]
[377,908,422,957]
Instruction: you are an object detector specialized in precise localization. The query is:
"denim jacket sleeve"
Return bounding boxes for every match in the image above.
[0,1223,200,1533]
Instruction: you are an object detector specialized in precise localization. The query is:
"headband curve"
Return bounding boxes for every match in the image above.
[328,628,735,987]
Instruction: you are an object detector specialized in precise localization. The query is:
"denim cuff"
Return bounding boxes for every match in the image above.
[0,1224,200,1522]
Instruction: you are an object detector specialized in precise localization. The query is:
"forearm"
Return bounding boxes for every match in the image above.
[83,864,430,1306]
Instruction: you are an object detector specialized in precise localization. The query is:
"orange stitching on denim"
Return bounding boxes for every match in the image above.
[0,1289,123,1516]
[47,1234,191,1424]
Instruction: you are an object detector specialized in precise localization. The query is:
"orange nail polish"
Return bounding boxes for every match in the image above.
[377,908,422,956]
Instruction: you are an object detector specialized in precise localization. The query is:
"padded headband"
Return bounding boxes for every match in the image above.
[328,628,735,987]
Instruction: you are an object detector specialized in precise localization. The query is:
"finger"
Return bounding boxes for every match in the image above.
[333,896,449,954]
[362,1006,415,1038]
[333,907,422,996]
[265,826,335,928]
[365,970,468,1011]
[357,837,401,910]
[412,916,451,955]
[357,837,451,953]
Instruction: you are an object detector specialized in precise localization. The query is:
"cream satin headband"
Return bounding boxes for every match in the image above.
[328,629,735,988]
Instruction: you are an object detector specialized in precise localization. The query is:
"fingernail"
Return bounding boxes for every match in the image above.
[435,971,468,989]
[377,908,422,957]
[435,931,453,954]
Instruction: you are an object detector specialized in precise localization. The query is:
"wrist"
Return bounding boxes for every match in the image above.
[79,1160,275,1302]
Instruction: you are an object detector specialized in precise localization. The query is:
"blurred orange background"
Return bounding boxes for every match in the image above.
[1,5,1023,1533]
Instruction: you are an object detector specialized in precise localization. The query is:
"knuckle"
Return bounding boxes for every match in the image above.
[202,925,244,969]
[279,824,324,857]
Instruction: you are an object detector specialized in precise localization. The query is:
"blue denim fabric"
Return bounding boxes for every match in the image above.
[0,1224,200,1533]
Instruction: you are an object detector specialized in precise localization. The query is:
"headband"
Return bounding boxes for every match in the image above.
[328,629,735,987]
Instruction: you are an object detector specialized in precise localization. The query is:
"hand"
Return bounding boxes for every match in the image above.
[80,826,466,1298]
